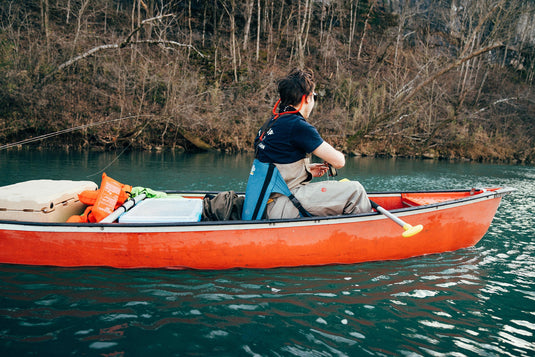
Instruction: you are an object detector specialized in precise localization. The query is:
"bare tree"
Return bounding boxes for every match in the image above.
[296,0,313,67]
[40,0,50,54]
[243,0,255,51]
[357,0,376,61]
[223,0,239,82]
[71,0,90,58]
[347,0,360,60]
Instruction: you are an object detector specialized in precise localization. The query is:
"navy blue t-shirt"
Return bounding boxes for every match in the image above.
[255,113,324,164]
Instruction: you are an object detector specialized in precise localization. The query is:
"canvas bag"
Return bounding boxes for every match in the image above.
[202,190,244,221]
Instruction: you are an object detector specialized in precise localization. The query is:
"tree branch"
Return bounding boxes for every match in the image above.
[122,14,173,46]
[57,44,119,72]
[350,42,506,144]
[43,14,204,83]
[396,42,504,105]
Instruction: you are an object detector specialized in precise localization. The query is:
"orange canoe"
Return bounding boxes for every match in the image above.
[0,188,514,269]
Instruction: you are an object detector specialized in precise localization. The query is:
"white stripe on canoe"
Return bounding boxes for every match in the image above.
[0,192,500,234]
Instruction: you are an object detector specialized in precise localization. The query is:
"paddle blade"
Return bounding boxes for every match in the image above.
[402,224,424,238]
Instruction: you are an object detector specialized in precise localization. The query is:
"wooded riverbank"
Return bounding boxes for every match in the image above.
[1,1,534,164]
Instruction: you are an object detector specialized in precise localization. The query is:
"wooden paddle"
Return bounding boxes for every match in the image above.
[370,200,423,237]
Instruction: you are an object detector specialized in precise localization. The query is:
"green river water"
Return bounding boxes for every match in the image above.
[0,150,533,356]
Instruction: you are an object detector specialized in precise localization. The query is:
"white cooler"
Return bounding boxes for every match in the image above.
[0,180,98,222]
[118,198,203,223]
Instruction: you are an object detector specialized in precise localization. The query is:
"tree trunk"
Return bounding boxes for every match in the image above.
[297,0,313,68]
[256,0,261,62]
[357,0,376,62]
[224,0,239,82]
[243,0,255,51]
[40,0,50,55]
[348,0,359,60]
[72,0,90,59]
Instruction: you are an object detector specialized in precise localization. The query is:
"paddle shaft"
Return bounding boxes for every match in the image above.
[101,193,147,223]
[369,199,423,237]
[369,200,407,228]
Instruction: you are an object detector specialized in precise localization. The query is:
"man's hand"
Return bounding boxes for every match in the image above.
[308,163,330,177]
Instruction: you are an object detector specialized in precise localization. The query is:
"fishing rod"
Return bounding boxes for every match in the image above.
[0,115,154,150]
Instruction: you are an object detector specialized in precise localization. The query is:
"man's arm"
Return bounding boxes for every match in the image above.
[312,141,345,169]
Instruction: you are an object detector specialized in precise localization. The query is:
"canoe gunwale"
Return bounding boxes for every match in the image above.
[0,187,515,229]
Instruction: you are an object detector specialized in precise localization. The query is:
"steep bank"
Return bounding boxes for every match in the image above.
[1,1,533,164]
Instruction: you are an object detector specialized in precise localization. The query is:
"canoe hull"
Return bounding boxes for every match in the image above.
[0,188,511,269]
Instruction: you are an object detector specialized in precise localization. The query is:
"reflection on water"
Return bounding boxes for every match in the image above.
[0,150,254,191]
[2,245,533,356]
[0,150,534,356]
[1,149,525,192]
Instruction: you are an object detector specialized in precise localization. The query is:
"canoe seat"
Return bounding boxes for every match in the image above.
[242,159,311,220]
[401,192,472,206]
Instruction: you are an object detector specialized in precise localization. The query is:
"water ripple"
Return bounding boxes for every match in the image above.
[1,158,534,356]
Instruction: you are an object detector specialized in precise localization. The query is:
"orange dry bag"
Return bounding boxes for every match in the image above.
[91,173,125,222]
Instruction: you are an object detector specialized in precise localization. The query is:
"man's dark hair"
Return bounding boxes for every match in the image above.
[277,68,315,111]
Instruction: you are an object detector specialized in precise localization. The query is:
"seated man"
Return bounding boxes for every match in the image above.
[253,68,371,218]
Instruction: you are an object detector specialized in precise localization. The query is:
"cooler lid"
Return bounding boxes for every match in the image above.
[119,198,203,223]
[0,180,97,211]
